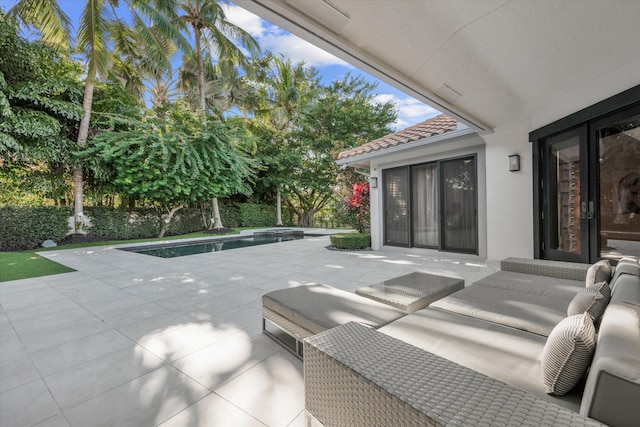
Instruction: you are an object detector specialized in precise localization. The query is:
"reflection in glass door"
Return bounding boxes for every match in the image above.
[383,167,410,246]
[543,128,589,262]
[595,113,640,259]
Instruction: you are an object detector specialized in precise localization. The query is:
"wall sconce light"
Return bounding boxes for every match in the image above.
[369,176,378,188]
[509,154,520,172]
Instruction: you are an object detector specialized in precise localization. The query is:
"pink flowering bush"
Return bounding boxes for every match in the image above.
[344,182,370,233]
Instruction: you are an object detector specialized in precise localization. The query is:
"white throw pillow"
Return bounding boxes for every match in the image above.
[541,313,597,395]
[586,259,612,286]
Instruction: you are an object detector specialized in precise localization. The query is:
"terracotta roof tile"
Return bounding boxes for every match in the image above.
[337,114,458,160]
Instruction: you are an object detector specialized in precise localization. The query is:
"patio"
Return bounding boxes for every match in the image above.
[0,233,495,427]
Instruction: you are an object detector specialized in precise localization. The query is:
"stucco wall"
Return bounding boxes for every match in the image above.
[482,118,534,261]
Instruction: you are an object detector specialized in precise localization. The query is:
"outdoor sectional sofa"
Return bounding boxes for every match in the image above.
[301,257,640,427]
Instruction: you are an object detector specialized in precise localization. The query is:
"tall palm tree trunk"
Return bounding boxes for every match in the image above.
[74,79,95,234]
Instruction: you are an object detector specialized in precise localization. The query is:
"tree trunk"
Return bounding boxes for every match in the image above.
[298,210,315,227]
[276,187,283,226]
[195,27,206,113]
[73,79,95,234]
[212,197,224,229]
[158,205,183,238]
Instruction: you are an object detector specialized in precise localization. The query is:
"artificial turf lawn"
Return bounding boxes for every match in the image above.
[0,252,75,282]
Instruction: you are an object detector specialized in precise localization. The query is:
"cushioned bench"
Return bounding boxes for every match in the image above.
[262,284,407,357]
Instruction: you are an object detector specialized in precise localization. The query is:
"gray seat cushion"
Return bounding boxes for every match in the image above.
[473,271,583,301]
[378,307,582,411]
[262,284,407,335]
[430,284,569,336]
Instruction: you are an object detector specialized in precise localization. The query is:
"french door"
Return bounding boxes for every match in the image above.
[539,106,640,262]
[383,156,478,254]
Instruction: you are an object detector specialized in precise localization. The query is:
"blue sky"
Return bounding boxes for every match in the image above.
[3,0,440,130]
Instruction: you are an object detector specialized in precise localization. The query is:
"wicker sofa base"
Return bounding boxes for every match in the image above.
[262,306,313,358]
[304,322,604,427]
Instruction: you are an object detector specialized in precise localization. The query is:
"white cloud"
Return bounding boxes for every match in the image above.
[373,93,440,130]
[226,4,349,67]
[224,4,267,38]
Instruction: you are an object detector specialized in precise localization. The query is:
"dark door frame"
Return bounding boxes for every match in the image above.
[530,85,640,261]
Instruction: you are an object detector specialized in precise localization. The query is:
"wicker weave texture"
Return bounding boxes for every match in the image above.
[304,323,604,427]
[356,272,464,312]
[501,257,590,281]
[262,306,314,340]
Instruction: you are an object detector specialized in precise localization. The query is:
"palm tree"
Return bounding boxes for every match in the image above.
[177,0,260,229]
[248,54,317,225]
[9,0,188,233]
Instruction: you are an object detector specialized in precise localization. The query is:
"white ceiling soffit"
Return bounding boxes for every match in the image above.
[234,0,640,134]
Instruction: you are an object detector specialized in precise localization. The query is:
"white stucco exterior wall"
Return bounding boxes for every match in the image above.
[482,118,535,261]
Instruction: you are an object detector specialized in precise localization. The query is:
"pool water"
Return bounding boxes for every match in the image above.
[120,232,304,258]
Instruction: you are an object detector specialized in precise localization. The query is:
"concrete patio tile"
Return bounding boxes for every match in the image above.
[287,410,306,427]
[159,392,267,427]
[0,355,41,393]
[208,304,262,333]
[138,322,231,362]
[113,310,196,341]
[123,281,191,301]
[44,344,164,410]
[33,413,71,427]
[222,287,269,306]
[0,287,67,311]
[177,296,238,321]
[172,333,277,391]
[154,291,218,311]
[97,301,171,325]
[18,316,112,353]
[3,298,83,323]
[63,365,210,427]
[80,293,148,316]
[215,351,304,427]
[10,306,94,336]
[30,329,134,376]
[0,328,28,363]
[0,379,60,427]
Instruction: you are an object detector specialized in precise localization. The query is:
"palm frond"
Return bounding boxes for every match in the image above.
[8,0,72,53]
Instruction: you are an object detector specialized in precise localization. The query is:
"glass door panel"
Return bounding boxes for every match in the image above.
[595,112,640,260]
[383,167,410,246]
[441,157,478,253]
[411,164,439,247]
[543,128,589,262]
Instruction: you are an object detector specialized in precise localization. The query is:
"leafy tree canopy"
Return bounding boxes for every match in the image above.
[0,13,83,165]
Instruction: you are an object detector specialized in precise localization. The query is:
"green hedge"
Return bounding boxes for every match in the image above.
[85,207,161,240]
[219,204,241,228]
[239,203,277,227]
[1,203,284,251]
[0,206,72,251]
[330,232,371,250]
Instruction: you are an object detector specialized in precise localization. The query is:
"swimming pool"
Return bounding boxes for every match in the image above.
[120,230,304,258]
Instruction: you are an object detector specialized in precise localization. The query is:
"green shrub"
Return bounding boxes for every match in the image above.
[165,208,203,236]
[85,207,162,240]
[239,203,277,227]
[0,206,72,251]
[330,232,371,250]
[220,204,241,228]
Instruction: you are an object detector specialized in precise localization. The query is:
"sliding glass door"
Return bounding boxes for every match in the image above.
[383,156,478,254]
[441,157,477,252]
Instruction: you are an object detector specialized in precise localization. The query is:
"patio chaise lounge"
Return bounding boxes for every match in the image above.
[267,257,639,426]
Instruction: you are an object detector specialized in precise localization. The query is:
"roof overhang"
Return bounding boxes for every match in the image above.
[336,126,477,168]
[234,0,640,134]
